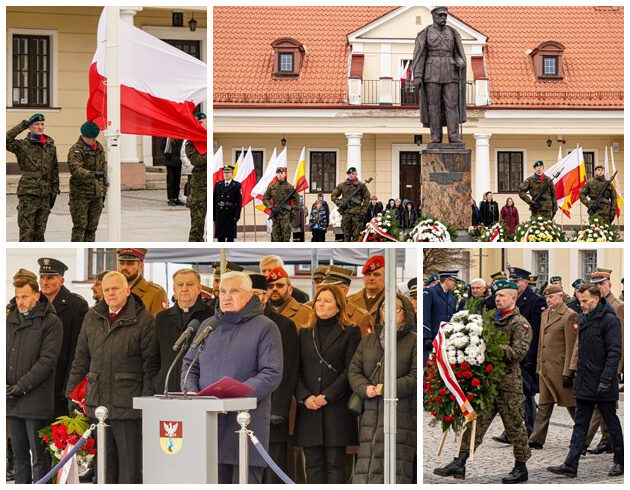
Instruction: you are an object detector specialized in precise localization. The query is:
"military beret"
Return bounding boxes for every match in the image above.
[571,278,583,289]
[407,278,418,297]
[431,6,448,15]
[490,271,507,282]
[95,270,112,282]
[439,270,459,280]
[533,160,544,168]
[322,265,352,286]
[594,164,605,170]
[13,268,38,282]
[543,284,563,295]
[117,248,147,262]
[194,112,207,121]
[38,257,68,277]
[249,273,268,291]
[550,276,562,283]
[267,266,288,283]
[347,167,357,174]
[213,261,244,277]
[27,113,45,125]
[491,279,518,294]
[362,255,385,274]
[508,267,531,281]
[276,167,287,174]
[81,121,100,138]
[312,265,329,280]
[425,273,439,285]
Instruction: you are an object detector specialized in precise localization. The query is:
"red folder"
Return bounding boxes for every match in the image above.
[197,376,254,398]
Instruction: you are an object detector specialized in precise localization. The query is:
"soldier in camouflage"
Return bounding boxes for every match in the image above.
[67,121,107,242]
[263,167,299,242]
[331,167,371,241]
[434,279,532,483]
[186,112,207,242]
[518,160,557,220]
[6,113,60,242]
[579,165,617,224]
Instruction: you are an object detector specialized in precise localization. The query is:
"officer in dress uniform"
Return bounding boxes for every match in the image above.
[422,270,457,368]
[518,160,557,220]
[116,248,167,316]
[213,164,242,242]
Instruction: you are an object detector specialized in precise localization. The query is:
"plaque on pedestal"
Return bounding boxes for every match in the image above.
[421,147,472,230]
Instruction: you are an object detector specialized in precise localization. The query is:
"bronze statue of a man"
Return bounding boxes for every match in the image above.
[412,6,467,145]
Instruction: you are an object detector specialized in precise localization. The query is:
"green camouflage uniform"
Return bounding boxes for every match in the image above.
[518,174,557,220]
[579,175,617,224]
[459,307,533,463]
[331,179,371,241]
[262,180,299,242]
[67,138,107,241]
[6,121,60,242]
[185,141,207,242]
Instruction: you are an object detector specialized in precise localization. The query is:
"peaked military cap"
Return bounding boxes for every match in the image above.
[38,257,68,277]
[431,6,448,15]
[571,278,583,289]
[312,265,329,280]
[508,267,531,281]
[439,270,459,280]
[490,271,507,282]
[322,266,352,286]
[117,248,147,262]
[528,275,538,286]
[407,278,418,297]
[223,164,235,172]
[590,268,612,284]
[213,261,244,277]
[491,279,518,294]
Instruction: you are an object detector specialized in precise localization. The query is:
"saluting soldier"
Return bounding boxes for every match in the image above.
[116,248,167,316]
[67,121,107,242]
[528,284,578,449]
[185,112,208,242]
[213,164,242,242]
[518,160,557,220]
[579,165,617,224]
[434,280,532,483]
[6,113,60,242]
[331,167,371,241]
[263,167,299,242]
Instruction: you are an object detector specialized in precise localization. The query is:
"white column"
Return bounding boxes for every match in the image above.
[119,8,142,164]
[345,132,363,177]
[474,133,492,202]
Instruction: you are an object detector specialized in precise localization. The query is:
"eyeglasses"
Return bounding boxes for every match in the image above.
[268,283,287,290]
[380,305,404,313]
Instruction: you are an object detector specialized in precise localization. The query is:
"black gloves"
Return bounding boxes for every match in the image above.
[49,194,57,209]
[562,375,572,388]
[94,171,106,180]
[270,415,286,425]
[423,338,434,351]
[6,384,23,398]
[596,381,611,397]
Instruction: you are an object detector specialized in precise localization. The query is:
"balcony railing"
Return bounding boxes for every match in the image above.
[357,80,478,106]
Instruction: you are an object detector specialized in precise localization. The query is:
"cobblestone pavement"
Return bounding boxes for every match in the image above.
[423,393,624,484]
[6,190,200,242]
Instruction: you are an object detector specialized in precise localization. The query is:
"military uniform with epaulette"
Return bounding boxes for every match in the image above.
[331,168,370,242]
[263,177,299,242]
[6,114,60,242]
[67,122,108,242]
[518,161,557,220]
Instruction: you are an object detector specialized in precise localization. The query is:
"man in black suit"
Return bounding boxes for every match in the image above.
[213,164,242,242]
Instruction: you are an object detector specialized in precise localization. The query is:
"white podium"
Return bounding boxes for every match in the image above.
[133,396,256,483]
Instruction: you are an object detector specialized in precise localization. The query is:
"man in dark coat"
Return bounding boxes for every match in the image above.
[7,269,63,484]
[457,278,488,312]
[181,271,282,484]
[567,279,583,313]
[422,270,457,368]
[547,285,623,478]
[152,268,214,393]
[250,274,299,484]
[37,257,89,418]
[213,164,242,241]
[67,271,156,484]
[364,195,384,225]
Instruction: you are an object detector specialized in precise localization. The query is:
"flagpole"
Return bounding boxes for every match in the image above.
[303,190,307,241]
[241,209,247,242]
[252,201,258,242]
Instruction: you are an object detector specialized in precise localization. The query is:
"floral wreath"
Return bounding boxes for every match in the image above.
[573,214,620,242]
[359,209,401,242]
[513,216,566,242]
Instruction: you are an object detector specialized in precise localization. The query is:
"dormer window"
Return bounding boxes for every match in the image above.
[530,41,565,81]
[271,37,304,78]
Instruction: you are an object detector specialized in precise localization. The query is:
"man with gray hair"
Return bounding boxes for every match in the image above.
[260,255,309,303]
[457,277,488,312]
[182,271,283,483]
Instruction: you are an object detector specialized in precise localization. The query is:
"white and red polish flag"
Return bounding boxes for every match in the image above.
[235,147,257,207]
[212,146,224,191]
[87,10,207,153]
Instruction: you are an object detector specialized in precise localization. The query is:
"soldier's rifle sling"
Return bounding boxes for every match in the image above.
[529,169,562,212]
[588,171,618,216]
[269,187,298,220]
[340,177,373,211]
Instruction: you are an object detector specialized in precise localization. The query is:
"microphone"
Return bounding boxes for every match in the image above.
[172,319,200,352]
[191,324,213,350]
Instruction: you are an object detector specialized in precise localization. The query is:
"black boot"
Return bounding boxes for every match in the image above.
[492,431,510,444]
[608,463,623,477]
[433,451,468,479]
[587,442,613,454]
[6,439,14,482]
[502,461,528,483]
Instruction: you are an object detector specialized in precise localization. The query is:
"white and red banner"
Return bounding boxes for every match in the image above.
[55,445,80,484]
[235,147,257,207]
[212,146,224,190]
[87,10,207,153]
[546,146,587,218]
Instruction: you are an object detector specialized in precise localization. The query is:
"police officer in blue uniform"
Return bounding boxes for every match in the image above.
[423,270,458,368]
[424,273,439,290]
[494,267,547,443]
[567,279,583,313]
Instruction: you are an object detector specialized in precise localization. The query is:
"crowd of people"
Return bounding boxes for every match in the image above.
[423,267,624,482]
[6,251,417,484]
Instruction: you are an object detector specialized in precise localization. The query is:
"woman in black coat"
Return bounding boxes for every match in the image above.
[349,293,417,483]
[470,198,482,226]
[364,195,384,224]
[295,285,361,484]
[480,191,499,226]
[400,200,418,230]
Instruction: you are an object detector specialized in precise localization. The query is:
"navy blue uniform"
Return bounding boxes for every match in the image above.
[423,282,456,367]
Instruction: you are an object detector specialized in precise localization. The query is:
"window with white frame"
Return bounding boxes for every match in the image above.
[580,250,597,282]
[87,248,117,280]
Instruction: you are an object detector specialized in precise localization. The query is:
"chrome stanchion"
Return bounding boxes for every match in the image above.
[237,411,251,484]
[95,406,109,484]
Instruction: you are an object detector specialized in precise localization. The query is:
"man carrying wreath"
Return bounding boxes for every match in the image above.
[433,279,532,483]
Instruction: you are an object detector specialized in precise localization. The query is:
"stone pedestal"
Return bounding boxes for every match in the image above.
[420,147,472,229]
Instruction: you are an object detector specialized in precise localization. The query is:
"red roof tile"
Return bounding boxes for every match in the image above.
[214,6,623,109]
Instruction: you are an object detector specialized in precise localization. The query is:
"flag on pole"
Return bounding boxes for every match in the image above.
[293,147,309,192]
[253,148,279,214]
[546,145,587,218]
[88,10,207,153]
[235,147,257,207]
[212,146,224,190]
[399,60,414,83]
[607,146,624,217]
[232,146,245,176]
